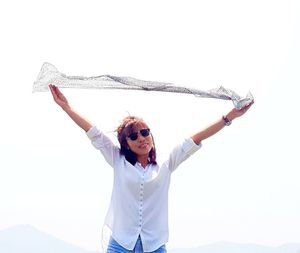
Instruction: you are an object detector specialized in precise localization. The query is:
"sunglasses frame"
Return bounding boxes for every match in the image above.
[127,128,151,141]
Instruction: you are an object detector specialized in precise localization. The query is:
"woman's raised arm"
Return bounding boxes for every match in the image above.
[49,84,93,132]
[191,102,254,145]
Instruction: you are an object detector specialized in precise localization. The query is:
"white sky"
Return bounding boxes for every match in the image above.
[0,0,300,251]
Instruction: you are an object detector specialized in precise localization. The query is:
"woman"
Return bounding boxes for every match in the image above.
[49,84,253,253]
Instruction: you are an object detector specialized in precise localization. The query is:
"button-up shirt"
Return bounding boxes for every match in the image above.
[86,126,201,252]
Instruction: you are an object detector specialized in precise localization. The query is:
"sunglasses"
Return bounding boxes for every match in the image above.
[127,129,151,141]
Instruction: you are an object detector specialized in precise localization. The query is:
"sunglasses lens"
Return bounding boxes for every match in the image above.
[128,129,150,141]
[128,133,138,141]
[140,129,150,137]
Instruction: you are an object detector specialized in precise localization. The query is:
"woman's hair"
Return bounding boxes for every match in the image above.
[116,116,157,166]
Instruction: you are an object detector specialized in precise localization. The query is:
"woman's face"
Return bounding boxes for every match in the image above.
[126,122,154,158]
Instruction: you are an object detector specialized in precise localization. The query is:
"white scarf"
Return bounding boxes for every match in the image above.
[33,62,253,109]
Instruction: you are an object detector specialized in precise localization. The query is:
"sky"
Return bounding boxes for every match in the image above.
[0,0,300,251]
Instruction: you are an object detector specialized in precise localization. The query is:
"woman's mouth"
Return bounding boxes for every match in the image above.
[139,143,148,149]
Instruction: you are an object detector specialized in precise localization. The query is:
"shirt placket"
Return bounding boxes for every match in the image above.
[138,170,145,231]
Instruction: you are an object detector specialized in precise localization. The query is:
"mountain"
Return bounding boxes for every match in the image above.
[0,224,98,253]
[169,242,300,253]
[0,225,299,253]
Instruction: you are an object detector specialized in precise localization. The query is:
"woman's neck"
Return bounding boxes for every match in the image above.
[137,155,149,168]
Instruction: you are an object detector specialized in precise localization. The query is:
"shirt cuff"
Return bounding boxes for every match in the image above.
[86,125,99,139]
[182,138,202,155]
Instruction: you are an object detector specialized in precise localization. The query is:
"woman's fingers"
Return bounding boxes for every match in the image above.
[49,84,55,97]
[237,101,254,116]
[49,84,61,103]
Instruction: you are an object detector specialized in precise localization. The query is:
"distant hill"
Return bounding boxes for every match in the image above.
[170,241,300,253]
[0,225,299,253]
[0,225,98,253]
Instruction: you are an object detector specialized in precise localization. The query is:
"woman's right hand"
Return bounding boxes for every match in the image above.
[49,84,70,110]
[48,84,93,131]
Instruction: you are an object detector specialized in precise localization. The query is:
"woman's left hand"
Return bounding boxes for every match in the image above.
[230,101,254,119]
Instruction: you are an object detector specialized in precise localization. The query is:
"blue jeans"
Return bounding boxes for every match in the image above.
[107,236,167,253]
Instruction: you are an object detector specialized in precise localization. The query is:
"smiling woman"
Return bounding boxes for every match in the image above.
[47,83,253,253]
[116,116,156,168]
[0,0,299,250]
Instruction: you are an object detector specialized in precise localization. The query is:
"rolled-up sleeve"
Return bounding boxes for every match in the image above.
[86,126,120,167]
[167,138,202,173]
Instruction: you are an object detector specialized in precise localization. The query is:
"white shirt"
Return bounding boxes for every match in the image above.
[86,126,201,252]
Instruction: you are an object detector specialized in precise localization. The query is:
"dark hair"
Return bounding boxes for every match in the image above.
[116,116,157,166]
